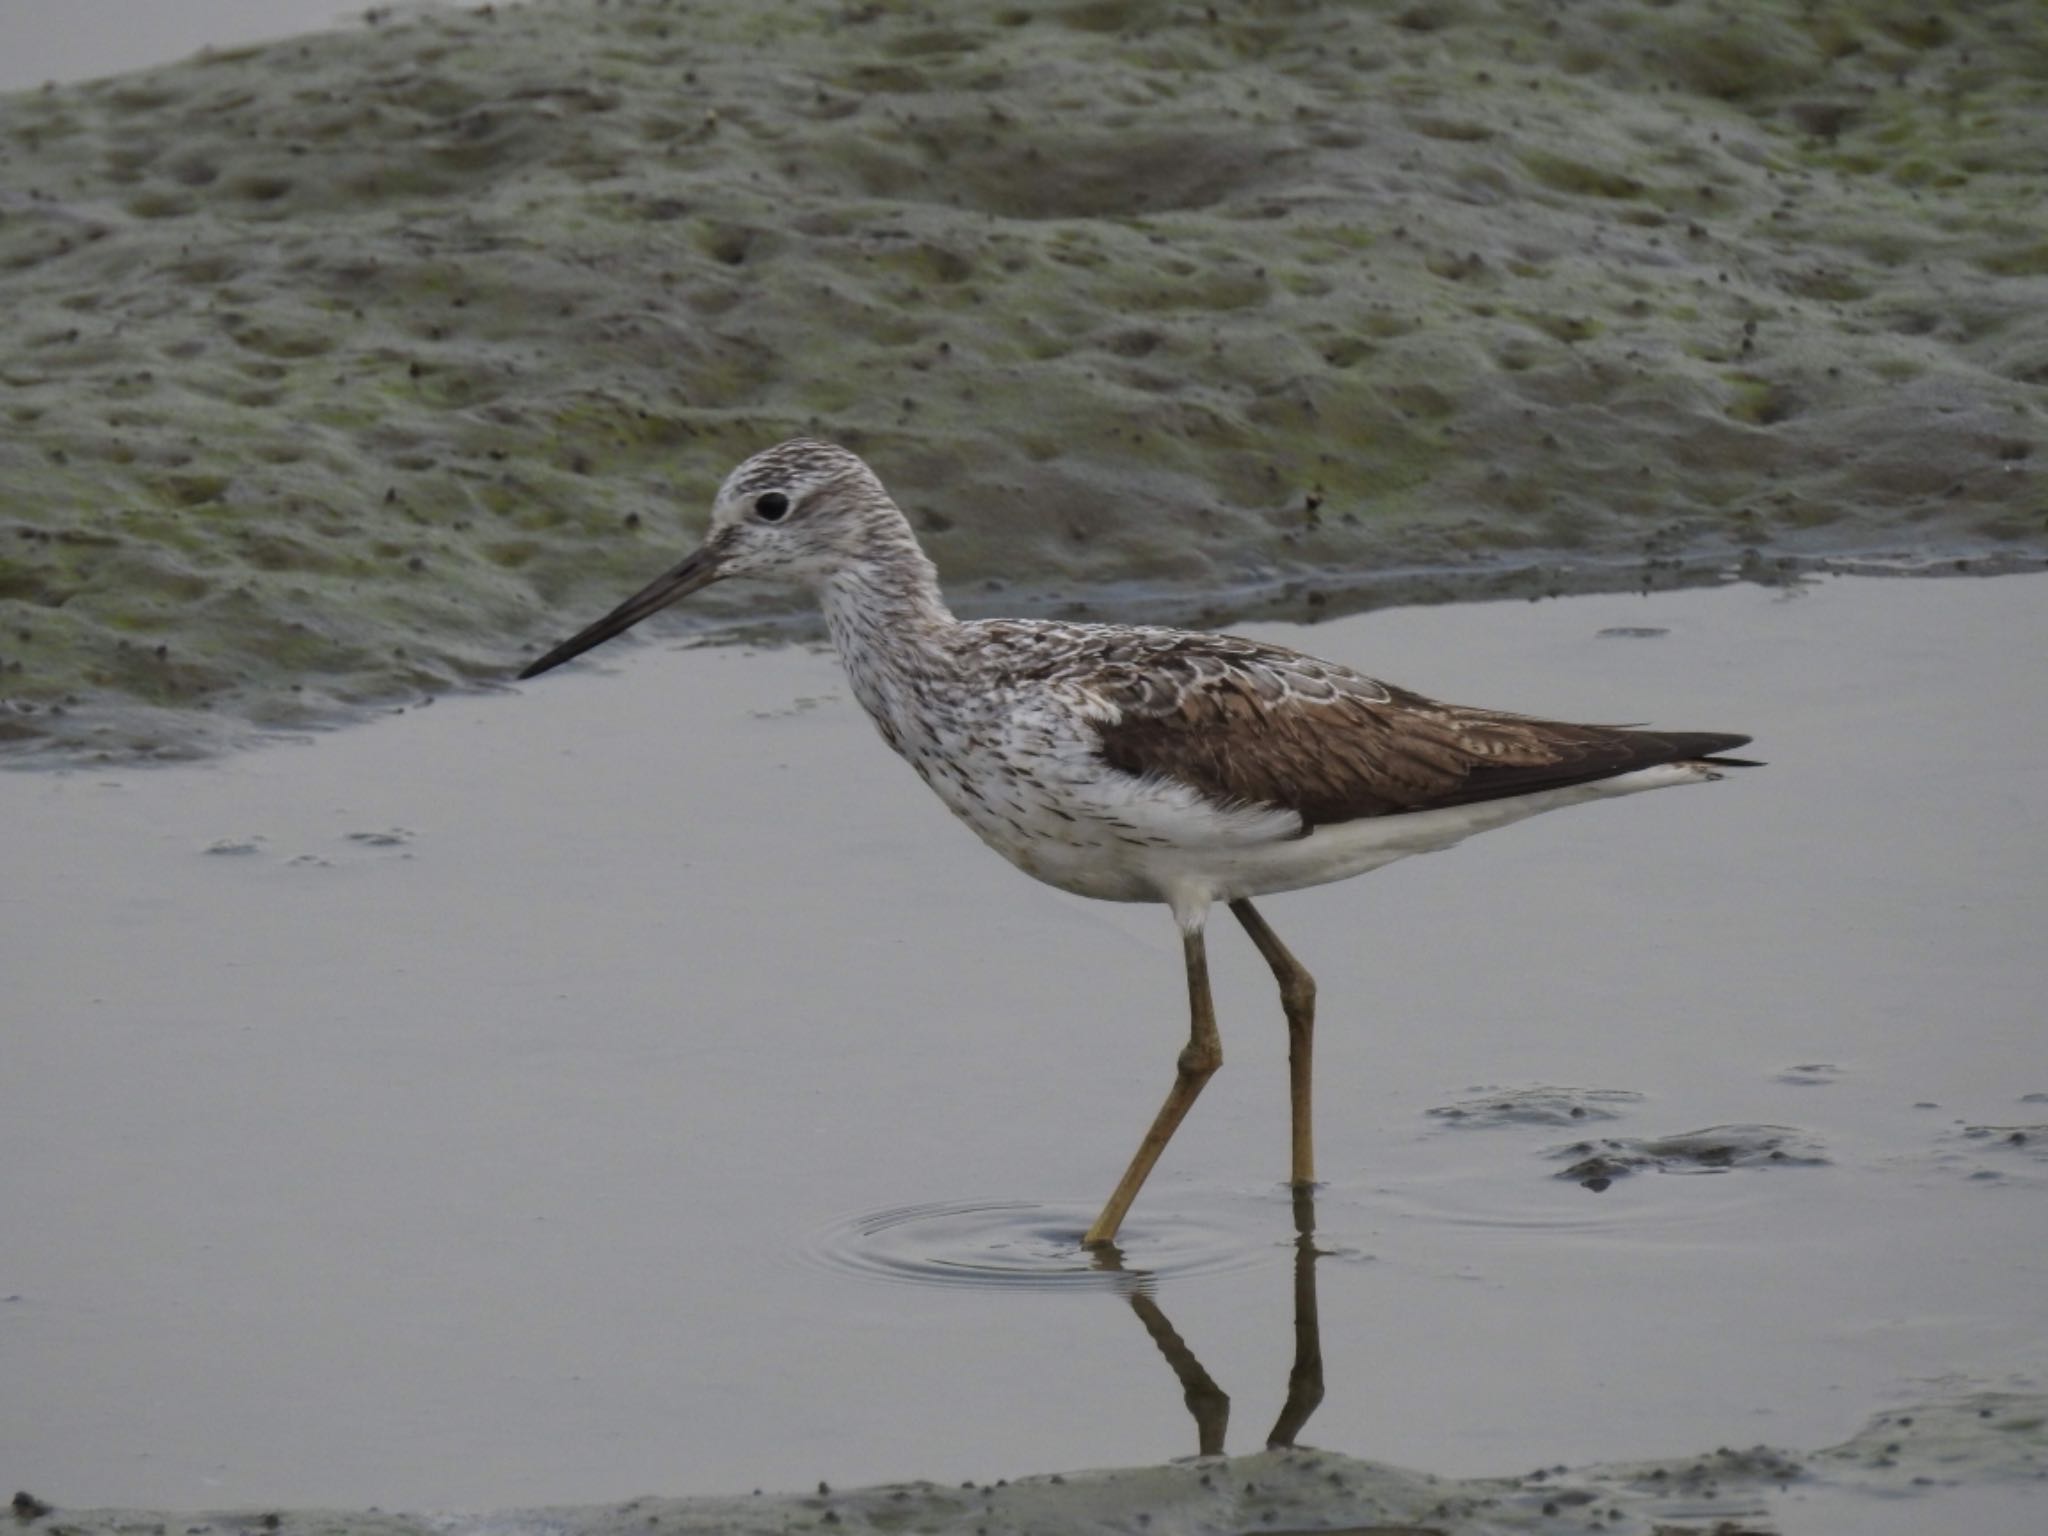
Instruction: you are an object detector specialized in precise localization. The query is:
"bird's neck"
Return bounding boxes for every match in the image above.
[818,529,960,726]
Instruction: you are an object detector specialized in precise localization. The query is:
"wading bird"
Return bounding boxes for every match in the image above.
[520,440,1754,1244]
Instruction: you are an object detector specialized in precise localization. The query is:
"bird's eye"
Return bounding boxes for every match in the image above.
[753,492,791,523]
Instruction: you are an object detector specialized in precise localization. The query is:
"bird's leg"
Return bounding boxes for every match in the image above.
[1083,928,1222,1247]
[1228,898,1318,1187]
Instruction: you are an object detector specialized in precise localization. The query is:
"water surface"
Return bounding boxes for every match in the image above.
[5,574,2043,1521]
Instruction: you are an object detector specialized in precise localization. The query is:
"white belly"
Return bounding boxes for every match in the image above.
[1145,762,1722,905]
[947,759,1726,921]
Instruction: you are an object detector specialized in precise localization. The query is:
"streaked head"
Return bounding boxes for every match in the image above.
[518,438,894,679]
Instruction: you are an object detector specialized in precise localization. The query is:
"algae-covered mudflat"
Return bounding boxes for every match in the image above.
[2,0,2045,759]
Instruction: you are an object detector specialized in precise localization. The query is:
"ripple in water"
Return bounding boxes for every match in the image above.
[1378,1162,1763,1238]
[805,1197,1281,1291]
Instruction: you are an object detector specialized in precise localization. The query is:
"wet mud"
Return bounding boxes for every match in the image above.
[4,0,2048,758]
[1427,1085,1646,1127]
[1551,1123,1829,1190]
[17,1387,2046,1535]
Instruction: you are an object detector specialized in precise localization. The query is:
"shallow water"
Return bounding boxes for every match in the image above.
[0,1,371,91]
[5,574,2044,1521]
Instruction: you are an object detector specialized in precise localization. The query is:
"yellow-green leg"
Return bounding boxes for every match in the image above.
[1229,898,1317,1187]
[1083,928,1222,1247]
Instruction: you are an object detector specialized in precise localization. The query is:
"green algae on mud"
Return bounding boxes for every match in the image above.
[1,0,2045,759]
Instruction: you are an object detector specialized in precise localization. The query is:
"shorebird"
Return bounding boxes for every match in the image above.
[520,439,1755,1245]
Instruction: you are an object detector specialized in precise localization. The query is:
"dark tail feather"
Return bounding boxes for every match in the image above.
[1656,730,1752,760]
[1655,731,1762,770]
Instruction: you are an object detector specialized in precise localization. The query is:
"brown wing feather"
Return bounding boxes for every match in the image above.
[1083,633,1750,827]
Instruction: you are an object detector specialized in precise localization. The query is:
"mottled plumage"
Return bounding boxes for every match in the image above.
[520,438,1757,1244]
[960,620,1750,828]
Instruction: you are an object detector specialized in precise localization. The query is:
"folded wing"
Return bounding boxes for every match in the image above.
[1082,632,1751,828]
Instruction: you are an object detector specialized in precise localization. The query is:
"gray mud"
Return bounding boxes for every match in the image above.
[16,1389,2047,1535]
[1550,1123,1830,1190]
[1427,1085,1646,1127]
[4,0,2047,758]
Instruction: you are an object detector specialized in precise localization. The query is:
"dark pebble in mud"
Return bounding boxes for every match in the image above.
[1428,1086,1644,1128]
[344,828,414,847]
[1776,1063,1842,1085]
[1595,626,1670,639]
[1960,1124,2048,1160]
[1551,1124,1828,1189]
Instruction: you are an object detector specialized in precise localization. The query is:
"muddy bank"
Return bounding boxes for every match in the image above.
[2,0,2045,758]
[16,1389,2046,1533]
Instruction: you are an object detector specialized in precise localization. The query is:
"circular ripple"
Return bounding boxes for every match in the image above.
[1378,1167,1757,1238]
[805,1197,1282,1292]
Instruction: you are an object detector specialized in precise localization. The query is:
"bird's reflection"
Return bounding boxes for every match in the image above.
[1121,1275,1233,1454]
[1091,1185,1326,1454]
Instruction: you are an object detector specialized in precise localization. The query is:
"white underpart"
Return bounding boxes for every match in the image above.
[1142,760,1722,932]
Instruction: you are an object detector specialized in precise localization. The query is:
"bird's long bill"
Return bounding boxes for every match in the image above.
[517,541,723,680]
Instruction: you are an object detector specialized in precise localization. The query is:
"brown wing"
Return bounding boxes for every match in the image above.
[1077,630,1750,827]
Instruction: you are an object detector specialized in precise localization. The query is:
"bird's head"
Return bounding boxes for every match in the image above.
[518,438,896,679]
